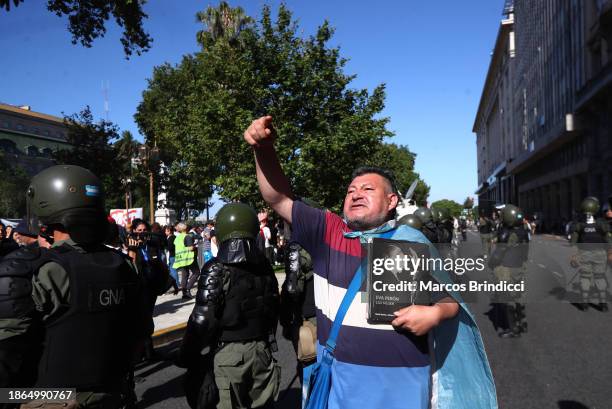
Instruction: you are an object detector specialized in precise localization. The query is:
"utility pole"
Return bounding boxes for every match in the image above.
[137,144,160,225]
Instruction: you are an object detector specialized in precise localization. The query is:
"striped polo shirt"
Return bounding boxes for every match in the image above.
[292,200,432,409]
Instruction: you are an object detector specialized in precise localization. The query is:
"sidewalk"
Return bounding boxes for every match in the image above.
[151,272,286,346]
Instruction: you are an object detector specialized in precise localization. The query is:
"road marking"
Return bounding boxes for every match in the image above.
[537,263,546,269]
[552,271,563,278]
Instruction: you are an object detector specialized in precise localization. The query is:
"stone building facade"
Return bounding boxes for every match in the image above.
[0,103,70,175]
[473,0,612,231]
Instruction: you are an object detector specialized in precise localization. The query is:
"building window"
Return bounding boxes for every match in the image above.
[16,123,24,131]
[0,139,18,154]
[43,130,50,136]
[2,121,9,128]
[27,146,39,156]
[41,148,53,158]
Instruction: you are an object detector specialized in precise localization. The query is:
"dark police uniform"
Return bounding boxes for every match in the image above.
[0,239,150,407]
[0,165,151,408]
[570,217,611,309]
[479,216,494,258]
[489,205,529,337]
[280,242,317,380]
[178,203,280,409]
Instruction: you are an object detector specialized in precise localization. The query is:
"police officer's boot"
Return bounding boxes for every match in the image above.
[514,303,527,333]
[498,304,518,338]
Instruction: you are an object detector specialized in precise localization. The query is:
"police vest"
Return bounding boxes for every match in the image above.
[437,221,454,244]
[173,233,194,269]
[496,227,529,267]
[575,220,608,249]
[219,262,279,342]
[422,222,439,243]
[35,244,139,390]
[479,219,493,234]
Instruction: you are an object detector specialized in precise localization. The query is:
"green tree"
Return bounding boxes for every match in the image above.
[137,4,418,214]
[196,1,253,45]
[369,143,429,205]
[1,0,151,57]
[54,106,127,211]
[431,199,463,218]
[0,152,29,217]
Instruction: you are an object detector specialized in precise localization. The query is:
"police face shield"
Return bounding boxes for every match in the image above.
[217,238,261,264]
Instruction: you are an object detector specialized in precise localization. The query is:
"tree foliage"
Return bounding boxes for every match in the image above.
[136,3,427,214]
[431,199,463,218]
[1,0,151,57]
[369,143,429,206]
[0,152,29,217]
[53,107,150,213]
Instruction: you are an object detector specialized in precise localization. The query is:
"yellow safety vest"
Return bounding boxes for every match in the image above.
[173,233,194,269]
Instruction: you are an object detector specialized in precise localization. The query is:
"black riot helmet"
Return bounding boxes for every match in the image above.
[413,207,433,224]
[397,214,423,230]
[580,197,600,216]
[215,203,262,264]
[500,204,524,228]
[26,165,108,245]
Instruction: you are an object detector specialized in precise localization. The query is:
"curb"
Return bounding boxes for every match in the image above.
[152,322,187,348]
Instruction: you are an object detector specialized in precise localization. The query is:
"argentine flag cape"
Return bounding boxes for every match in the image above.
[344,222,498,409]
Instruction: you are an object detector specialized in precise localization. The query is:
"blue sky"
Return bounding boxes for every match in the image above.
[0,1,503,213]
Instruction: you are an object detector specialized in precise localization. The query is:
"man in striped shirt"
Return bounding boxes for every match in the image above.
[244,116,497,409]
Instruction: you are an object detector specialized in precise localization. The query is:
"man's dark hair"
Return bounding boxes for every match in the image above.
[351,166,399,195]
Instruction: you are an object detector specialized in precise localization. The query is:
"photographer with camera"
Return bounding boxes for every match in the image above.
[127,219,170,361]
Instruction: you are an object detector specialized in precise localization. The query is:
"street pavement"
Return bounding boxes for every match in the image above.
[136,231,611,409]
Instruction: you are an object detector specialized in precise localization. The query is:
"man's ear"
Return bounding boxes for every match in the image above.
[388,193,399,211]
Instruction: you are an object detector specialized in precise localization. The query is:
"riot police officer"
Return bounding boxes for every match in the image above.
[0,165,151,407]
[413,207,439,243]
[569,197,612,311]
[280,241,317,384]
[434,209,452,243]
[478,213,495,259]
[178,203,280,409]
[397,214,423,231]
[433,208,455,260]
[489,204,529,338]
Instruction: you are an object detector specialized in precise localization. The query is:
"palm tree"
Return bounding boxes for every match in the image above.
[196,1,253,46]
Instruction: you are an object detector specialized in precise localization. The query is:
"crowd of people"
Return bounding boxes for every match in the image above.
[0,115,609,409]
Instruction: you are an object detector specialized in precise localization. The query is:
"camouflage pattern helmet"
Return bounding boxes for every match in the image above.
[215,203,259,244]
[397,214,423,230]
[413,207,433,224]
[26,165,107,244]
[500,204,524,227]
[580,196,600,215]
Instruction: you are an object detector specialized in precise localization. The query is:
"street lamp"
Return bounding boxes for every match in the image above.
[137,144,160,225]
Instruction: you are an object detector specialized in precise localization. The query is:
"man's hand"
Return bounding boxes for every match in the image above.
[391,299,459,336]
[391,305,442,336]
[244,116,276,147]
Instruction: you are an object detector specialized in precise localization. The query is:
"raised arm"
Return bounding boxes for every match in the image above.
[244,116,294,223]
